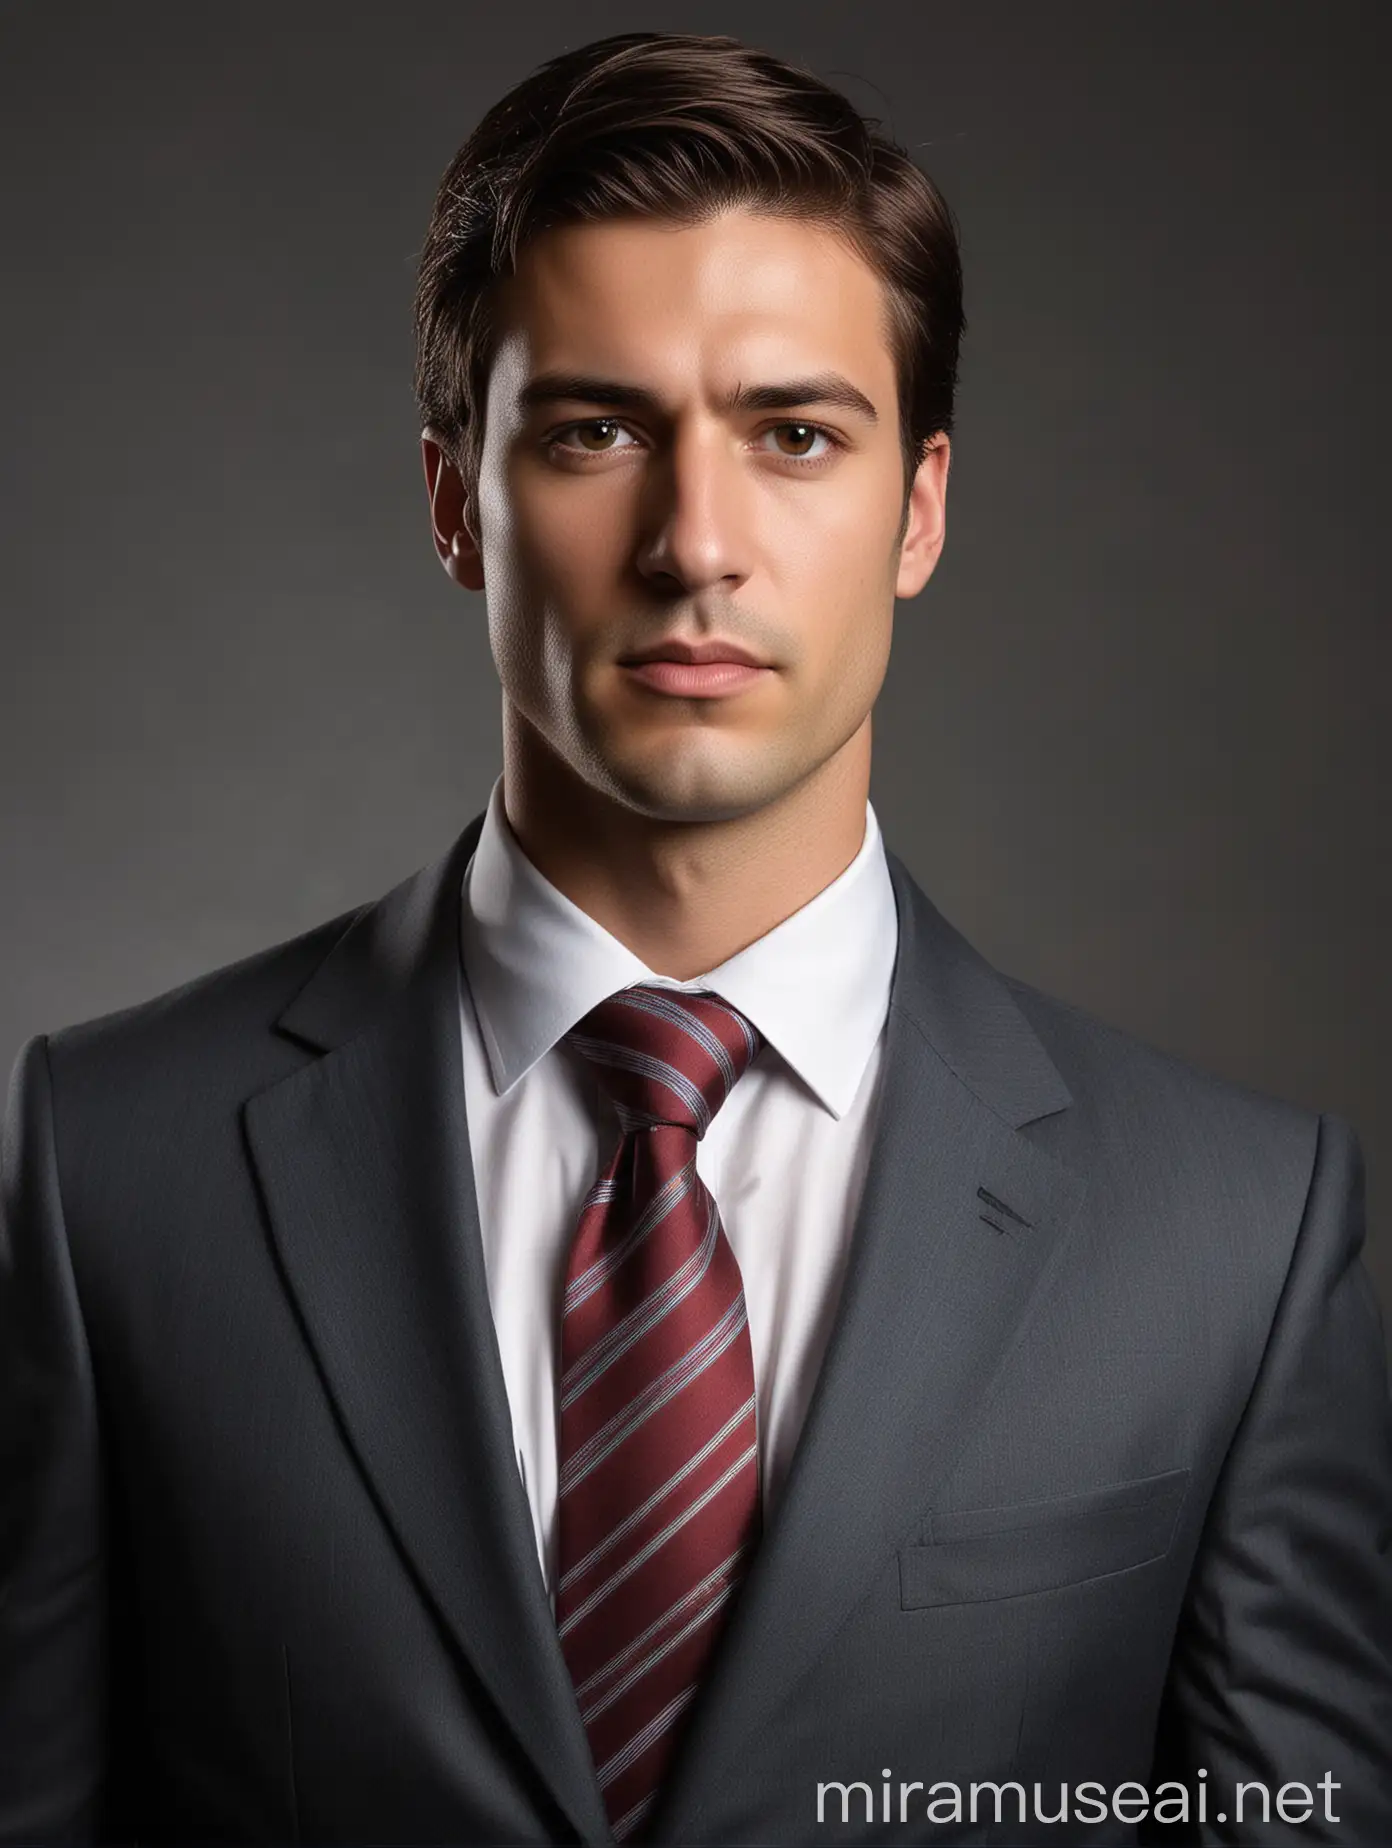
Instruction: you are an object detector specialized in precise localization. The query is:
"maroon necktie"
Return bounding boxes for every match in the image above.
[556,983,764,1842]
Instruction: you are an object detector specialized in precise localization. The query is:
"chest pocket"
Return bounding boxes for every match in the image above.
[899,1466,1190,1609]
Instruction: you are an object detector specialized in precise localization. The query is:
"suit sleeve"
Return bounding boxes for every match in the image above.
[1146,1110,1392,1845]
[0,1034,105,1842]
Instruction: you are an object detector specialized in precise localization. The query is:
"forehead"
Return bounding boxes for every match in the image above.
[489,208,896,403]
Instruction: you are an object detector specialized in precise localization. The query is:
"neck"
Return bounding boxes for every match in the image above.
[500,710,873,981]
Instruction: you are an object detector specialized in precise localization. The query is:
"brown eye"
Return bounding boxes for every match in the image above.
[762,422,834,460]
[551,419,640,458]
[775,423,817,455]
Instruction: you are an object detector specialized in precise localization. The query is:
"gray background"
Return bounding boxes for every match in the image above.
[3,2,1388,1323]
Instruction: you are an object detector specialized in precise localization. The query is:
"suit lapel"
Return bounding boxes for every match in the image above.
[241,816,1084,1848]
[243,815,613,1847]
[652,852,1087,1843]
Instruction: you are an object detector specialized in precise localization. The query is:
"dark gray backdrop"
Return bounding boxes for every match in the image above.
[3,2,1389,1327]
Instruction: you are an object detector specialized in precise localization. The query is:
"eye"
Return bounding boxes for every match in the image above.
[551,419,640,455]
[758,422,840,462]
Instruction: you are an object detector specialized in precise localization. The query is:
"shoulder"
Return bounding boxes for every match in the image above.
[24,806,482,1178]
[5,900,380,1281]
[1002,971,1325,1236]
[992,976,1374,1384]
[38,900,370,1117]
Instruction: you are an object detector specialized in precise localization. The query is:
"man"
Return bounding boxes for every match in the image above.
[2,29,1389,1847]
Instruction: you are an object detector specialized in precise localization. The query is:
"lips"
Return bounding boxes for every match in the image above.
[618,637,770,669]
[618,644,772,700]
[616,633,775,699]
[623,660,765,698]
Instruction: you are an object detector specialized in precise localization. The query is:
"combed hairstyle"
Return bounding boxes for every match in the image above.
[413,31,964,522]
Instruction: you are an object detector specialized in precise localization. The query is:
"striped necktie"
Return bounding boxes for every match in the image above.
[556,983,764,1842]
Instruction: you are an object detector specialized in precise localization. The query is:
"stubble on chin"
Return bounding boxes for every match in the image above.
[577,703,843,826]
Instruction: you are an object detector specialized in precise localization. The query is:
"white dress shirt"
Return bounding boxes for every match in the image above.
[457,775,898,1599]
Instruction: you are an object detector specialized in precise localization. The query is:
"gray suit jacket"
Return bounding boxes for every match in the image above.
[2,813,1390,1845]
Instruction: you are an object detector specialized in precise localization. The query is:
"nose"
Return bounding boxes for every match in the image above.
[634,423,751,598]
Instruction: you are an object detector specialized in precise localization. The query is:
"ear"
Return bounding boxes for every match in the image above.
[420,427,485,592]
[894,435,951,599]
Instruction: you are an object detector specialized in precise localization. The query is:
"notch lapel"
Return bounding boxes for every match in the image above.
[243,816,612,1847]
[653,853,1087,1844]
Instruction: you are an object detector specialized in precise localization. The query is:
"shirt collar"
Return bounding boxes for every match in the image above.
[459,775,898,1119]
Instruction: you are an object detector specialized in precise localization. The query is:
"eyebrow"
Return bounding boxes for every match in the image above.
[515,370,879,425]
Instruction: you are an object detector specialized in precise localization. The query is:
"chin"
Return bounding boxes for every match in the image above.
[588,737,801,825]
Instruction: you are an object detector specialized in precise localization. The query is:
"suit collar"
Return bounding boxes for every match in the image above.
[880,843,1072,1129]
[273,811,485,1055]
[274,806,1070,1132]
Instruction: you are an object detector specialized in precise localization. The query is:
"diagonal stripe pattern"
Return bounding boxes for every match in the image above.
[557,984,764,1841]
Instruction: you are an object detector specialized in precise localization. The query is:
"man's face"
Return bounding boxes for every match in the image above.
[430,207,949,824]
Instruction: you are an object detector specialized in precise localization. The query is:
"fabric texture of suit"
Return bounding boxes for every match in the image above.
[2,810,1390,1845]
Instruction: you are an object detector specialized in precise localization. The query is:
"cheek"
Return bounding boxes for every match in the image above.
[476,490,592,681]
[784,509,898,663]
[765,467,902,582]
[808,565,898,733]
[830,608,894,710]
[506,460,635,598]
[481,499,623,711]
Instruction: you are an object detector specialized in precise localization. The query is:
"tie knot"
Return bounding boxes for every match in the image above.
[564,983,762,1139]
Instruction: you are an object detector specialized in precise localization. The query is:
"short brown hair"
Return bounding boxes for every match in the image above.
[413,32,964,520]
